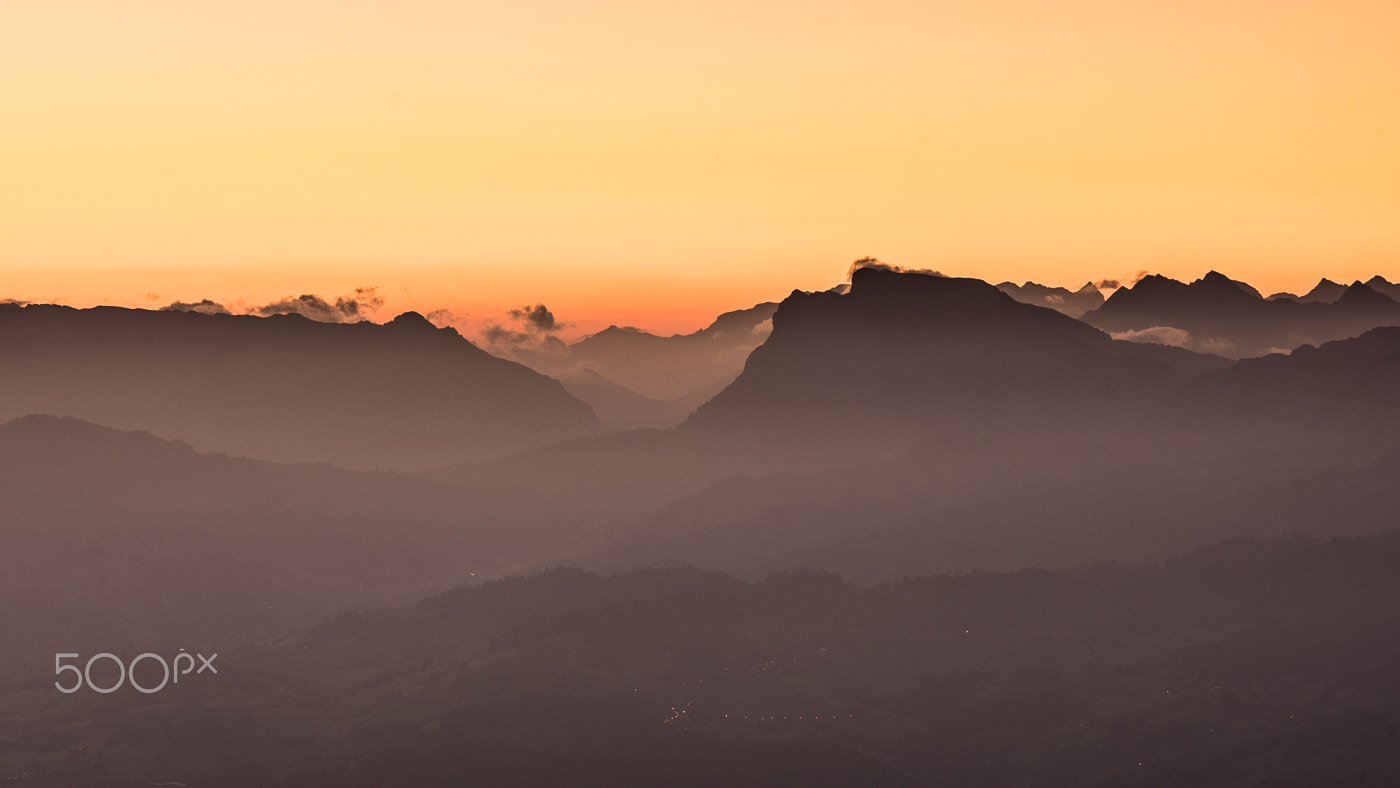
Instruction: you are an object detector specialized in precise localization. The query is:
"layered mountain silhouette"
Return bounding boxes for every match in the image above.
[1083,271,1400,357]
[0,304,601,470]
[1272,275,1400,304]
[6,266,1400,786]
[0,414,590,677]
[995,280,1105,318]
[493,302,779,429]
[11,535,1400,785]
[685,267,1216,454]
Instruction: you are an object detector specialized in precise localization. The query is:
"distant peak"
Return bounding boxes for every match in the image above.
[1336,281,1397,308]
[850,265,944,285]
[1194,271,1262,299]
[1134,274,1179,288]
[386,311,436,330]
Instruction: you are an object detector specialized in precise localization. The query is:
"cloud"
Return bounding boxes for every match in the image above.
[163,299,231,316]
[0,298,30,306]
[847,256,946,281]
[1095,271,1148,291]
[508,303,561,333]
[425,309,464,329]
[1111,326,1237,356]
[1111,326,1191,347]
[253,286,384,323]
[481,303,573,358]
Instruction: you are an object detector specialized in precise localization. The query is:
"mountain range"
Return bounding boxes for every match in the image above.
[8,534,1400,785]
[491,302,778,429]
[0,304,601,470]
[1082,271,1400,358]
[4,265,1400,784]
[0,414,598,678]
[995,280,1105,318]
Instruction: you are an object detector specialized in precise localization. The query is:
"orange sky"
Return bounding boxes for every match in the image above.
[2,1,1397,337]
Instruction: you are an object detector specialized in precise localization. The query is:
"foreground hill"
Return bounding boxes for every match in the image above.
[0,304,601,470]
[6,534,1400,785]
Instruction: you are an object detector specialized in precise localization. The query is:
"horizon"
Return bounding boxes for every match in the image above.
[4,263,1395,342]
[4,1,1398,337]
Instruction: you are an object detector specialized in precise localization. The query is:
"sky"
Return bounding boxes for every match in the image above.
[2,0,1397,337]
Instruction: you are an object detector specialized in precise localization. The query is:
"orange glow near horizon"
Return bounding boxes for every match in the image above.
[3,1,1398,339]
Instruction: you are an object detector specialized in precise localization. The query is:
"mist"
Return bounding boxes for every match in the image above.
[4,266,1400,785]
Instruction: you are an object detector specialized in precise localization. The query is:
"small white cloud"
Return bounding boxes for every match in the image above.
[1111,326,1192,348]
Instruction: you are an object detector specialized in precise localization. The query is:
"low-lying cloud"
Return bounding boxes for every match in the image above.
[847,257,946,281]
[163,299,231,316]
[161,287,387,323]
[255,287,385,323]
[1111,326,1192,347]
[1111,325,1236,356]
[426,309,465,329]
[1096,270,1150,291]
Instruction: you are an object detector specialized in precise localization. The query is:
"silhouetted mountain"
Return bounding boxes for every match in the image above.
[0,415,582,678]
[1298,277,1348,303]
[565,301,779,401]
[1365,275,1400,302]
[995,280,1105,318]
[10,536,1400,785]
[481,301,778,429]
[1185,325,1400,434]
[554,368,692,431]
[0,304,601,470]
[1083,272,1400,357]
[686,267,1199,454]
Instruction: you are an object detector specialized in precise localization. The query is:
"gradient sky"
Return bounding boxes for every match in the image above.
[2,1,1397,337]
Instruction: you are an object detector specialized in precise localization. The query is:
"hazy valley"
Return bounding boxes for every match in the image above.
[4,266,1400,785]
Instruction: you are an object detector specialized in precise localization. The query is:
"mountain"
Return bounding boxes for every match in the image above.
[493,301,777,414]
[10,535,1400,785]
[1298,277,1348,303]
[1364,275,1400,302]
[685,267,1200,455]
[1083,271,1400,358]
[1184,325,1400,433]
[995,280,1105,318]
[0,414,592,678]
[565,302,779,401]
[581,281,1400,583]
[553,368,692,431]
[0,304,601,470]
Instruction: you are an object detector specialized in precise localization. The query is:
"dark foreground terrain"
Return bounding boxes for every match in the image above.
[4,533,1400,786]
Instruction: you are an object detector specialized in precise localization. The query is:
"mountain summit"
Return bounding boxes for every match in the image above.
[685,267,1183,452]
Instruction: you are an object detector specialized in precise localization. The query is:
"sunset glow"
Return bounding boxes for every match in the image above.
[3,0,1398,336]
